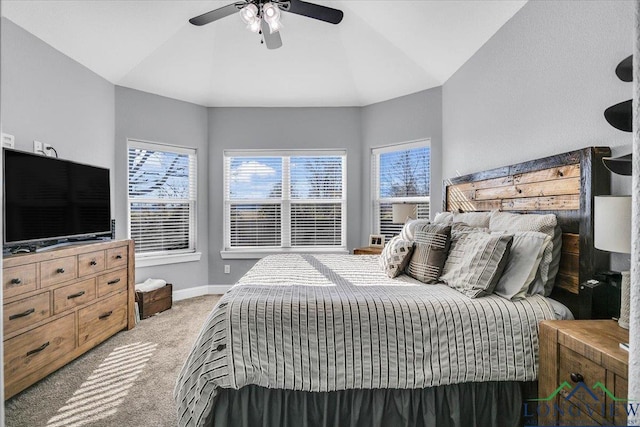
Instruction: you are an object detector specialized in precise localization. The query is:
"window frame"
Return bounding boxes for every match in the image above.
[222,149,348,259]
[371,139,431,239]
[127,139,198,265]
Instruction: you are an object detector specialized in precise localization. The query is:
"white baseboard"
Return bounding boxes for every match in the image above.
[173,285,233,302]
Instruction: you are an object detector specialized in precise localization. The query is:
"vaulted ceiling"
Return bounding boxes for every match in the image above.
[2,0,526,107]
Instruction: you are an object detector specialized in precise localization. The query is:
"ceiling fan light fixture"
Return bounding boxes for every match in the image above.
[263,2,282,33]
[247,17,262,33]
[239,3,259,25]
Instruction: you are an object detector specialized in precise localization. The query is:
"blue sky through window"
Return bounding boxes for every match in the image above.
[379,146,430,198]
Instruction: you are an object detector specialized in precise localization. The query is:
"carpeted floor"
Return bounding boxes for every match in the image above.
[5,294,221,427]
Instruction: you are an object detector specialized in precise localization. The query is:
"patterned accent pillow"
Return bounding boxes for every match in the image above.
[440,232,514,298]
[489,211,559,296]
[379,236,414,278]
[406,224,451,284]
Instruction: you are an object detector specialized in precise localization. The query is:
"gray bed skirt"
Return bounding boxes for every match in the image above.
[206,382,527,427]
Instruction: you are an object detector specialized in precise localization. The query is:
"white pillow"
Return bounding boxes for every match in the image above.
[399,219,430,241]
[489,211,559,296]
[433,212,453,225]
[453,211,493,228]
[493,231,551,300]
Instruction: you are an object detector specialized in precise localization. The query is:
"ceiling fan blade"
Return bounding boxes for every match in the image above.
[284,0,344,24]
[615,55,632,82]
[604,99,632,132]
[261,19,283,50]
[189,3,241,26]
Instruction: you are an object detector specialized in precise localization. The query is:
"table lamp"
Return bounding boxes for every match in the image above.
[392,203,417,224]
[594,195,632,329]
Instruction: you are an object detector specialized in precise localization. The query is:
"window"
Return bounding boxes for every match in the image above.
[127,140,197,257]
[223,150,346,255]
[372,140,430,241]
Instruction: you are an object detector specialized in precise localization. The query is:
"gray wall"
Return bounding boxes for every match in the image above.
[442,0,634,270]
[0,17,115,200]
[360,87,442,240]
[443,0,633,185]
[115,87,209,291]
[208,107,362,284]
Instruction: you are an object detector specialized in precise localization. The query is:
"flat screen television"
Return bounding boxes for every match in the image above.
[3,149,111,248]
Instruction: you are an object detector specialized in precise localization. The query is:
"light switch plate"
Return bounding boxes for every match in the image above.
[1,133,15,148]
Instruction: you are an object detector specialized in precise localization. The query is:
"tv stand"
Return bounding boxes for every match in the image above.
[3,239,135,399]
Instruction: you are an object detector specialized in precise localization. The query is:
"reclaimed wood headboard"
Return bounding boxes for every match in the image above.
[444,147,611,319]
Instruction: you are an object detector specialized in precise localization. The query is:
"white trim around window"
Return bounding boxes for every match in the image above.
[222,149,347,258]
[127,139,198,263]
[371,139,431,240]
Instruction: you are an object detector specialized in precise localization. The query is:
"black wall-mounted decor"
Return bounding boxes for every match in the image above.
[604,55,632,132]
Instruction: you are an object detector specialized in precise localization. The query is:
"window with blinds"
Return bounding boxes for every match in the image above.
[372,141,430,241]
[127,140,197,256]
[224,151,346,251]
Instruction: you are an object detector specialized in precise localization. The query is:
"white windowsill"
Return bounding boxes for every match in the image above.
[135,252,202,268]
[220,248,349,260]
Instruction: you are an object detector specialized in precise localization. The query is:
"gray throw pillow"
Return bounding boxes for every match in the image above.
[406,224,452,284]
[489,211,559,296]
[440,232,514,298]
[379,236,414,278]
[493,231,550,300]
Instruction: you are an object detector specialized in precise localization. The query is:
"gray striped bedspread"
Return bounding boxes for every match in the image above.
[175,254,556,426]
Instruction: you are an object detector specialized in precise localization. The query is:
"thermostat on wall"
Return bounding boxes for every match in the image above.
[1,133,15,149]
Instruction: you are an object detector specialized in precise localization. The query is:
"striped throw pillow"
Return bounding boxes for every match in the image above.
[406,224,451,284]
[379,236,414,278]
[440,232,513,298]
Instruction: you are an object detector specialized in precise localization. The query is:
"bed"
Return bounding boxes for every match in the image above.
[175,147,612,427]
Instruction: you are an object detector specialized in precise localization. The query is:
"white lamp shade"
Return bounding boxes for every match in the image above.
[392,203,417,224]
[594,195,631,254]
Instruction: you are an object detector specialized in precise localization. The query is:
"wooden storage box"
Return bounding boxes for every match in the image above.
[135,283,172,319]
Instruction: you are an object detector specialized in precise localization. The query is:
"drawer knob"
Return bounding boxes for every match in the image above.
[107,278,121,285]
[10,278,22,285]
[90,260,97,266]
[9,308,35,320]
[67,291,86,299]
[56,268,65,274]
[99,311,113,320]
[115,255,123,260]
[26,341,50,357]
[570,373,584,383]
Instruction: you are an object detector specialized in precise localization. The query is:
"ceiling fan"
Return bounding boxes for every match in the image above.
[189,0,344,50]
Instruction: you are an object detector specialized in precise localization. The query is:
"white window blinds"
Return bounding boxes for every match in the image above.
[224,151,346,251]
[127,140,197,256]
[372,141,430,241]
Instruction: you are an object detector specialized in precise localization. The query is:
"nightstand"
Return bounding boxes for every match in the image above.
[353,246,383,255]
[538,320,629,426]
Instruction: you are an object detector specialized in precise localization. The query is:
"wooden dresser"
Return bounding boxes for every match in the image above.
[539,320,629,426]
[3,240,135,399]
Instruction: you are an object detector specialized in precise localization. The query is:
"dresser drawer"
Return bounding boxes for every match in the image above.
[106,247,128,270]
[559,345,606,420]
[557,397,602,426]
[53,278,97,314]
[41,256,77,288]
[4,264,37,299]
[97,270,127,297]
[78,250,105,277]
[4,313,76,392]
[78,291,127,347]
[4,293,51,335]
